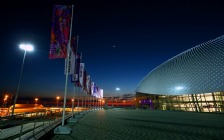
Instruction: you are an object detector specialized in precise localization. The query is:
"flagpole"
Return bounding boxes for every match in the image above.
[72,86,75,116]
[54,5,73,135]
[71,35,79,118]
[84,93,86,108]
[62,5,74,127]
[78,87,80,112]
[74,35,80,113]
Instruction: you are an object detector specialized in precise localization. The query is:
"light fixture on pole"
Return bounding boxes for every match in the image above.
[56,96,60,107]
[115,87,120,107]
[4,95,8,107]
[11,43,34,116]
[102,100,105,108]
[35,98,38,104]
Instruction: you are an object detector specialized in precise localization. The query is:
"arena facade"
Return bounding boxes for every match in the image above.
[136,35,224,113]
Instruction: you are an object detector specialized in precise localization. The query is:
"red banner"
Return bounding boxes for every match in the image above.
[49,5,72,59]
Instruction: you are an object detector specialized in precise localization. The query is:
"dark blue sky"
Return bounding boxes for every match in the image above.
[0,0,224,98]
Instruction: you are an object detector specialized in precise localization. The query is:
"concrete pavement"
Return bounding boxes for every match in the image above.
[40,109,224,140]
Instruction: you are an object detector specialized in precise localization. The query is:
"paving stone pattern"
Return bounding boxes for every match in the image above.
[44,109,224,140]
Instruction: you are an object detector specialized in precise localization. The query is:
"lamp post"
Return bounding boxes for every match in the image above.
[4,95,8,107]
[115,99,117,107]
[123,100,126,108]
[56,96,60,107]
[115,87,120,107]
[35,98,38,104]
[133,98,136,109]
[99,99,101,109]
[11,43,34,116]
[102,100,105,108]
[71,98,74,115]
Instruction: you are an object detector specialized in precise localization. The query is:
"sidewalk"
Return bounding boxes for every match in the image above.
[40,109,224,140]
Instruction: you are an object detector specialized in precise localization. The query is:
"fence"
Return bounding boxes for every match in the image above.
[0,112,72,140]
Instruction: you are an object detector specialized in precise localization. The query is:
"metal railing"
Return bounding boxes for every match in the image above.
[0,112,72,140]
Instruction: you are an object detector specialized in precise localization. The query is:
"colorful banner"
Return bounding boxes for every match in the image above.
[99,89,103,98]
[93,83,99,97]
[86,75,90,95]
[91,82,94,96]
[64,48,75,75]
[49,5,72,59]
[83,70,87,93]
[79,63,85,87]
[74,53,81,86]
[70,36,77,55]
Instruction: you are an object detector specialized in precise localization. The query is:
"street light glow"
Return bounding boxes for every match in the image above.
[35,98,38,104]
[175,86,184,90]
[11,42,34,116]
[57,96,60,100]
[19,44,34,51]
[56,96,60,107]
[116,87,120,91]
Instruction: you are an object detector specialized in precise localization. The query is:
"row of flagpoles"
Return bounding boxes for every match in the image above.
[49,5,103,128]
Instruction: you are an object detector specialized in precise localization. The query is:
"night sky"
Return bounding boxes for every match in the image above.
[0,0,224,98]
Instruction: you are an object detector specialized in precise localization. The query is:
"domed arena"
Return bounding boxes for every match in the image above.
[135,35,224,113]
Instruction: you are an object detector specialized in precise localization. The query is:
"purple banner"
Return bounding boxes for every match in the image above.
[49,5,72,59]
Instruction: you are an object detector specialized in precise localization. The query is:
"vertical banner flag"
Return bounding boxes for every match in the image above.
[96,86,99,98]
[86,75,90,95]
[83,70,87,93]
[94,83,98,97]
[70,37,77,82]
[79,63,85,87]
[99,89,103,98]
[91,82,94,96]
[74,53,81,86]
[64,48,75,75]
[49,5,72,59]
[70,36,77,55]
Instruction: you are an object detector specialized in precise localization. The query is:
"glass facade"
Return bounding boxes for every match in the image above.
[135,92,224,113]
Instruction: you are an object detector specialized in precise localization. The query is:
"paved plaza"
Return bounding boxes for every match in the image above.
[41,109,224,140]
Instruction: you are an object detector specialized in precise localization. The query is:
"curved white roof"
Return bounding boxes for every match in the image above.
[136,35,224,95]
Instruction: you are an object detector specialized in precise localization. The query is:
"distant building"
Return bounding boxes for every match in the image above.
[8,104,46,116]
[136,35,224,113]
[103,94,135,107]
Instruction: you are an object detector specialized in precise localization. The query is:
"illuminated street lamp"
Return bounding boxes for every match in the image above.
[4,95,8,107]
[11,43,34,116]
[133,98,136,108]
[115,99,118,107]
[35,98,38,104]
[123,100,126,104]
[115,87,120,91]
[102,100,105,108]
[4,95,8,100]
[71,98,74,114]
[115,87,120,107]
[56,96,60,107]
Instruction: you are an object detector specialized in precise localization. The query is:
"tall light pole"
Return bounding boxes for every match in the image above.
[56,96,60,107]
[102,100,105,108]
[11,43,34,116]
[4,95,8,107]
[115,99,117,107]
[35,98,38,104]
[115,87,120,107]
[71,98,74,115]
